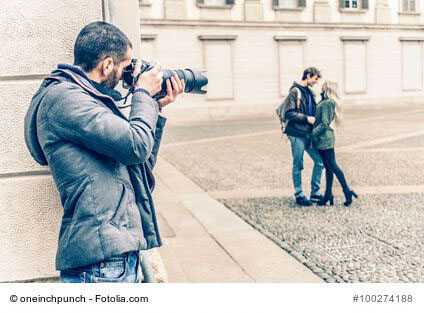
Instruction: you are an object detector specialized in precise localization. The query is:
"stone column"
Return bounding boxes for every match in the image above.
[375,0,391,24]
[244,0,264,22]
[164,0,187,20]
[313,0,332,23]
[105,0,142,58]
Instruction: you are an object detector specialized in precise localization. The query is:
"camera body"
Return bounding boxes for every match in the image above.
[122,59,208,99]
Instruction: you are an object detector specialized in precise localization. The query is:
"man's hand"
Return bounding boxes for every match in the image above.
[307,116,315,124]
[134,62,163,96]
[157,75,185,108]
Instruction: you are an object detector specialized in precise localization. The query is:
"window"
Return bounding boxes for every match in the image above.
[400,39,423,91]
[198,36,237,100]
[204,0,225,5]
[274,37,306,96]
[340,0,368,10]
[278,0,297,8]
[197,0,234,19]
[344,0,359,9]
[273,0,306,9]
[402,0,417,12]
[198,0,235,6]
[340,37,370,94]
[140,35,156,62]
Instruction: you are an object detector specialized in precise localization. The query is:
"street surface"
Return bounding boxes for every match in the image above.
[160,104,424,282]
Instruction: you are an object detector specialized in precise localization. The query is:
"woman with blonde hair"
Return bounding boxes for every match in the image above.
[311,81,357,206]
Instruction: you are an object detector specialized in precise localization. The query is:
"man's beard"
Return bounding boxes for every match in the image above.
[101,68,120,89]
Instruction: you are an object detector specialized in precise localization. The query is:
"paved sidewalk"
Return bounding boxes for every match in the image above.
[153,158,322,283]
[157,104,424,283]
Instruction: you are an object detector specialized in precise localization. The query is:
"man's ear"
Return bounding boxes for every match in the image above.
[101,57,114,76]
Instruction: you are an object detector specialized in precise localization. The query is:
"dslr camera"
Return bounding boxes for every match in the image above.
[122,59,208,100]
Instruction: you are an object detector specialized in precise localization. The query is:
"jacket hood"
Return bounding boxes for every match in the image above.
[24,64,124,166]
[23,77,57,165]
[291,82,313,95]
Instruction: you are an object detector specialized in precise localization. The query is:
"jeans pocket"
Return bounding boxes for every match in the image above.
[94,257,127,283]
[60,269,88,283]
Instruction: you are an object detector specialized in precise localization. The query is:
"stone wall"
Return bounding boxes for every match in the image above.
[0,0,102,281]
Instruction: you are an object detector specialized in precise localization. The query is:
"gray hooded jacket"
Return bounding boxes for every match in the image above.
[24,64,165,270]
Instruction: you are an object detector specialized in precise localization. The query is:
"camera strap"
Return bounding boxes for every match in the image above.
[118,72,142,108]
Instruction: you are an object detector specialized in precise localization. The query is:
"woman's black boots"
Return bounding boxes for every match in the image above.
[318,194,334,206]
[344,190,358,206]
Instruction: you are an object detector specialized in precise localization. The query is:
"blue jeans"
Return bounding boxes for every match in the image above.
[60,251,142,283]
[288,136,324,198]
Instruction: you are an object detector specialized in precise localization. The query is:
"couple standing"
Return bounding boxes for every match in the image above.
[278,67,357,207]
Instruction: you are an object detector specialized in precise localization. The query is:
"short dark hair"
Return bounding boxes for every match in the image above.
[74,21,132,72]
[302,67,321,80]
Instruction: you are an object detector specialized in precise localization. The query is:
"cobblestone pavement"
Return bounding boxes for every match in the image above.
[160,104,424,282]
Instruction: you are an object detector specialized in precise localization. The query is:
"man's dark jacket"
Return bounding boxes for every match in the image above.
[24,64,165,270]
[283,82,317,139]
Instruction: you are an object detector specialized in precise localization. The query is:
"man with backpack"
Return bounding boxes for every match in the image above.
[277,67,324,206]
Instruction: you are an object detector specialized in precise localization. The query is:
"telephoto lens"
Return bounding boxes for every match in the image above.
[122,59,208,100]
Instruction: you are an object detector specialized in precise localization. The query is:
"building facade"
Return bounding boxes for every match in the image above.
[139,0,424,121]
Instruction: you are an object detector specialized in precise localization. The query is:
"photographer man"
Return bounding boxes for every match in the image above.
[24,21,184,283]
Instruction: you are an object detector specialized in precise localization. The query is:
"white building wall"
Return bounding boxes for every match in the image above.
[367,30,402,99]
[263,0,278,21]
[145,0,165,18]
[0,0,103,282]
[389,0,400,23]
[139,0,424,121]
[302,0,315,22]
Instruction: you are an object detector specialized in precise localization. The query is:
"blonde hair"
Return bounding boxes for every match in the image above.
[322,80,343,127]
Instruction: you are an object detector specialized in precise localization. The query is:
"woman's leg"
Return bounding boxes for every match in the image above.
[326,148,350,194]
[318,149,334,197]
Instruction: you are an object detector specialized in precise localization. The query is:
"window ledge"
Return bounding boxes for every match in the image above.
[198,35,237,41]
[399,37,424,42]
[196,4,234,9]
[340,36,370,42]
[139,0,152,7]
[274,35,307,41]
[345,91,367,95]
[140,34,157,40]
[398,11,421,16]
[272,6,304,12]
[339,8,368,14]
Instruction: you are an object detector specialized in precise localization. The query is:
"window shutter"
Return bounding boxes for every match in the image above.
[339,0,345,8]
[273,0,279,6]
[410,0,416,11]
[362,0,369,9]
[197,0,204,4]
[298,0,306,7]
[226,0,235,4]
